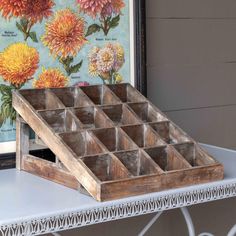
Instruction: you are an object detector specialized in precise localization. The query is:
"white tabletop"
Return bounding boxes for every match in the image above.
[1,144,236,236]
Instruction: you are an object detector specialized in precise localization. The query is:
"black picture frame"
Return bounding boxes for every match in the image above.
[0,0,147,168]
[135,0,147,97]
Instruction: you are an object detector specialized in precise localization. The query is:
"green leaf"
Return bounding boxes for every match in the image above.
[85,24,101,37]
[16,21,24,33]
[109,15,120,29]
[68,60,83,75]
[20,18,29,28]
[29,32,38,43]
[0,84,12,97]
[60,56,74,67]
[65,56,74,66]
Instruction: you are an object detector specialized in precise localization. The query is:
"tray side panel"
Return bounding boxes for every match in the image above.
[13,91,102,201]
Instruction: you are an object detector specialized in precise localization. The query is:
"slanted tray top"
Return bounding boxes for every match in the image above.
[12,83,224,201]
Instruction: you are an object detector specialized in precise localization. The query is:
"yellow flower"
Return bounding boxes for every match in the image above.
[42,9,87,59]
[0,43,39,86]
[33,68,69,89]
[88,63,98,77]
[114,43,124,63]
[114,73,123,83]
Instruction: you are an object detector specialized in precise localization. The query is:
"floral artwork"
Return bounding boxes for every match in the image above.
[0,43,39,126]
[33,68,69,89]
[76,0,125,36]
[0,0,54,42]
[0,0,132,143]
[42,9,87,76]
[88,43,125,84]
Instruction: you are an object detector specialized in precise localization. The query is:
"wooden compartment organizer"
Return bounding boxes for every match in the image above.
[13,83,224,201]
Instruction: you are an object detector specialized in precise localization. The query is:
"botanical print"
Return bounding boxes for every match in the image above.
[88,43,125,84]
[0,43,39,126]
[76,0,125,36]
[42,9,87,76]
[33,68,69,89]
[0,0,131,143]
[0,0,54,42]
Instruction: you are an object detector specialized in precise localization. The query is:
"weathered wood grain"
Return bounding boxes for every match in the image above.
[107,83,146,103]
[73,106,114,129]
[121,124,165,148]
[101,104,141,126]
[22,154,79,190]
[100,164,223,201]
[13,91,102,200]
[80,85,121,105]
[16,116,30,170]
[13,84,224,202]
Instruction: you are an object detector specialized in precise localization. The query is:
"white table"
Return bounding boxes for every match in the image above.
[0,144,236,236]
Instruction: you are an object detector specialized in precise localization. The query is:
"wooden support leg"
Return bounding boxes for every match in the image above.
[16,116,30,170]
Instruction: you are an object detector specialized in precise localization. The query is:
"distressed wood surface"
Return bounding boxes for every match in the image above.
[22,154,79,190]
[16,116,30,170]
[13,84,224,201]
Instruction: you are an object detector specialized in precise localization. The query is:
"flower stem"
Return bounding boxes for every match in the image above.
[23,21,34,41]
[101,16,110,36]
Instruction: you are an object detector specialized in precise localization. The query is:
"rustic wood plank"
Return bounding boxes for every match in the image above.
[13,84,224,202]
[100,164,224,201]
[13,91,102,200]
[16,116,30,170]
[22,154,79,190]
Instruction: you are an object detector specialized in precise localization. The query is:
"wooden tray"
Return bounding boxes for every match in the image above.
[12,84,224,201]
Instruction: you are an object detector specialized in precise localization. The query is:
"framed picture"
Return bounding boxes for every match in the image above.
[0,0,147,160]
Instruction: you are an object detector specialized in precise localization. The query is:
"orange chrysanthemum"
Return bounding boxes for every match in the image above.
[0,0,27,19]
[0,43,39,86]
[33,68,69,89]
[24,0,54,23]
[0,0,54,22]
[42,9,87,59]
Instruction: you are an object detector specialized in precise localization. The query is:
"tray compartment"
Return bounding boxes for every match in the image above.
[128,102,166,123]
[20,89,65,110]
[39,109,82,133]
[144,146,192,171]
[80,85,121,105]
[121,124,165,148]
[101,104,141,126]
[106,83,146,103]
[73,107,113,129]
[59,131,106,157]
[91,127,137,152]
[114,150,162,176]
[81,154,130,182]
[51,87,93,107]
[173,142,217,167]
[150,122,191,144]
[12,83,224,202]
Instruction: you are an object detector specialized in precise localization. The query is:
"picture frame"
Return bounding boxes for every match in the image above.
[0,0,147,166]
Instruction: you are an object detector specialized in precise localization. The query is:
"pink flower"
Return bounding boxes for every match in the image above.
[73,81,90,87]
[101,0,125,17]
[77,0,110,18]
[101,3,113,17]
